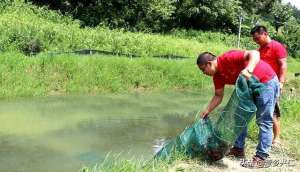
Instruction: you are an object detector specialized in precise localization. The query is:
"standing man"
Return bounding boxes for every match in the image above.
[250,25,288,145]
[197,50,279,167]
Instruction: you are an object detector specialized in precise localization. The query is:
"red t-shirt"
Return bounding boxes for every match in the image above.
[213,50,276,90]
[259,40,287,76]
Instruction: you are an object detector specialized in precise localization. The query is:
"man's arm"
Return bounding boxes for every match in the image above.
[241,50,260,79]
[201,88,224,118]
[278,58,287,89]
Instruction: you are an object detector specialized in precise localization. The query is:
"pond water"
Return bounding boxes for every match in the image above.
[0,91,213,172]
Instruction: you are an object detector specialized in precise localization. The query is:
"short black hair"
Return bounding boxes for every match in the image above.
[196,52,216,65]
[250,25,268,35]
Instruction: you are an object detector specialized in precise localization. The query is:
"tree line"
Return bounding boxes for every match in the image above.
[24,0,297,32]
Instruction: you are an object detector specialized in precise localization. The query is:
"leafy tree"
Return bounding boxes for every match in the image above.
[173,0,241,32]
[26,0,176,32]
[271,2,293,33]
[290,4,300,22]
[23,0,295,35]
[283,19,300,57]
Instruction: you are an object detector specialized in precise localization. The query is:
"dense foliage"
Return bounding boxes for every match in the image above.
[25,0,296,32]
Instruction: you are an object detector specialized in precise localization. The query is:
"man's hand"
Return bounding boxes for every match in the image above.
[241,68,252,80]
[201,110,210,118]
[280,82,284,93]
[201,89,224,119]
[278,58,287,93]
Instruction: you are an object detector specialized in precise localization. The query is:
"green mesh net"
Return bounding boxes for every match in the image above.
[154,75,266,161]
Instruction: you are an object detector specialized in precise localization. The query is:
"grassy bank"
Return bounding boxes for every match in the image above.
[81,152,191,172]
[0,1,251,57]
[1,52,299,98]
[0,52,213,98]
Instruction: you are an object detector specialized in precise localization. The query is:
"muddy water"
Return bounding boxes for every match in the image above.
[0,91,212,172]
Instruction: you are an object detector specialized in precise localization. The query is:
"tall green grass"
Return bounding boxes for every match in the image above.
[81,151,192,172]
[169,29,258,50]
[0,1,238,57]
[0,1,288,60]
[0,52,212,98]
[280,96,300,159]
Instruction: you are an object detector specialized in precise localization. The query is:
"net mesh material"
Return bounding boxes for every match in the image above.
[154,75,266,161]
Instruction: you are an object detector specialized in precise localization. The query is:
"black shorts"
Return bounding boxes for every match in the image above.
[274,102,280,118]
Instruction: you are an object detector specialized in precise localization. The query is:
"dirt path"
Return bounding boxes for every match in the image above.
[168,141,299,172]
